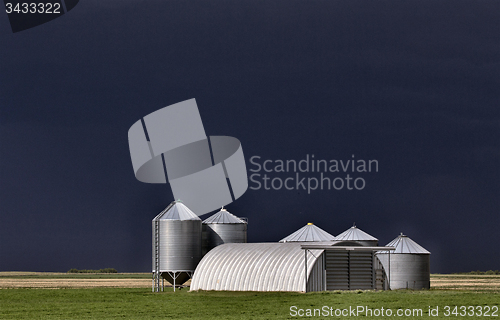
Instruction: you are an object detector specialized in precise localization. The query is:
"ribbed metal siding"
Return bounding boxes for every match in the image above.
[203,223,247,254]
[326,251,349,290]
[325,251,374,290]
[376,253,430,290]
[191,243,324,292]
[349,251,373,290]
[152,219,202,272]
[306,252,325,292]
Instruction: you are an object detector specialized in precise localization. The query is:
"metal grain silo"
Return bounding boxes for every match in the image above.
[202,207,247,255]
[152,200,202,291]
[334,223,379,247]
[375,233,430,290]
[279,223,336,242]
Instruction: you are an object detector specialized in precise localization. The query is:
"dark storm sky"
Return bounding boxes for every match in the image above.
[0,0,498,273]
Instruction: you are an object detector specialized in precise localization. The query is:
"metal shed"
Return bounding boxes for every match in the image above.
[375,233,430,290]
[302,244,394,291]
[190,242,394,292]
[202,208,247,255]
[279,223,336,242]
[334,224,379,247]
[190,243,325,292]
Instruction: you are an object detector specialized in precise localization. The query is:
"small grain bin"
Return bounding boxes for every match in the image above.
[375,233,430,290]
[152,200,202,291]
[279,222,336,242]
[334,223,379,247]
[202,207,247,255]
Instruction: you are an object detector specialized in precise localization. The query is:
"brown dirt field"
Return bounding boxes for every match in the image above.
[0,273,497,290]
[0,272,146,276]
[430,275,500,291]
[0,272,191,289]
[0,279,151,288]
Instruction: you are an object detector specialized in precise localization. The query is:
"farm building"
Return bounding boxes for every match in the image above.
[376,233,431,290]
[151,202,431,292]
[190,242,393,292]
[190,243,323,292]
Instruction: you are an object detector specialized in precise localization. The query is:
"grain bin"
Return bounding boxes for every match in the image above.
[279,222,336,242]
[152,200,202,291]
[375,233,430,290]
[202,207,247,255]
[334,223,379,247]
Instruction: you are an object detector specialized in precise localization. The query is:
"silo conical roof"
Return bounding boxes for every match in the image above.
[335,224,378,241]
[154,200,200,221]
[279,223,336,242]
[379,233,430,254]
[203,208,246,224]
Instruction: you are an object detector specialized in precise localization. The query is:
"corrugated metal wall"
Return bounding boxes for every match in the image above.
[326,251,349,290]
[154,219,202,272]
[376,253,430,290]
[306,252,325,292]
[202,223,247,255]
[325,250,374,290]
[349,251,374,290]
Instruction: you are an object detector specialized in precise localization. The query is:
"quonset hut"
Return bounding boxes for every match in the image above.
[191,243,325,292]
[190,242,394,292]
[376,233,431,290]
[152,200,202,291]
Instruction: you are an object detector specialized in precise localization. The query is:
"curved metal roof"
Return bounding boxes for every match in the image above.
[279,223,336,242]
[190,243,324,292]
[153,200,200,221]
[335,224,378,241]
[378,233,430,254]
[203,208,246,224]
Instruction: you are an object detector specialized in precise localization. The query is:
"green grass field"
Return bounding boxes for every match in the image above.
[0,274,499,319]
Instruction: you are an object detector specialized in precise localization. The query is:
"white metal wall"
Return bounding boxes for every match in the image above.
[190,243,324,292]
[376,253,430,290]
